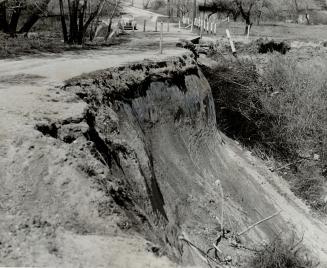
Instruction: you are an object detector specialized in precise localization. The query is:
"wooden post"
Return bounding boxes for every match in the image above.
[155,19,158,32]
[214,23,217,35]
[160,21,163,54]
[210,22,213,35]
[132,21,135,33]
[207,20,209,34]
[167,19,170,32]
[143,19,146,32]
[191,19,194,31]
[247,25,250,39]
[179,20,181,29]
[226,29,236,55]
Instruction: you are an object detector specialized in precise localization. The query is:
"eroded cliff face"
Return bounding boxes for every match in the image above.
[25,53,327,266]
[60,54,223,261]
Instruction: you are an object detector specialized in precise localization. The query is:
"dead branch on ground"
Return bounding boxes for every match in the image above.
[237,210,282,236]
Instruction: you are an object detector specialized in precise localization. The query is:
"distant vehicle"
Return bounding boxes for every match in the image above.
[121,15,137,30]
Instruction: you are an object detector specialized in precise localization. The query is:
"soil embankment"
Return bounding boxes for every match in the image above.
[1,52,327,266]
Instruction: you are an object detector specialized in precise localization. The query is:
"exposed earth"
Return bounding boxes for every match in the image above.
[1,5,327,268]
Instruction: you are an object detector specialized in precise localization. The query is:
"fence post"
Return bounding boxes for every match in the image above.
[160,21,163,54]
[155,19,158,32]
[167,19,170,32]
[143,20,146,32]
[179,20,181,29]
[226,29,236,55]
[191,19,194,31]
[214,23,217,35]
[207,20,209,34]
[247,25,250,39]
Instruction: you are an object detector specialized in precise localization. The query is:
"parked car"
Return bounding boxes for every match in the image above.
[121,15,137,30]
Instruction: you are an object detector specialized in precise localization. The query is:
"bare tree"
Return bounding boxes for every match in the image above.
[104,0,121,41]
[233,0,259,33]
[59,0,68,42]
[0,0,51,36]
[58,0,106,44]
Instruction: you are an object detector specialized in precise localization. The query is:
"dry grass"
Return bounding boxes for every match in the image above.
[0,32,127,59]
[260,55,327,160]
[0,33,65,58]
[250,236,316,268]
[203,49,327,213]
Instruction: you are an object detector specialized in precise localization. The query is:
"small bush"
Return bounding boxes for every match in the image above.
[258,40,290,54]
[250,236,316,268]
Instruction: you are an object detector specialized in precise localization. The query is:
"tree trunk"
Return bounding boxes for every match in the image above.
[59,0,68,42]
[81,0,105,43]
[305,5,310,25]
[19,14,40,34]
[105,0,119,41]
[69,0,79,44]
[78,2,86,44]
[8,7,21,36]
[256,11,261,25]
[19,0,51,34]
[232,10,239,21]
[244,17,251,35]
[0,2,8,32]
[192,0,196,27]
[104,20,112,40]
[67,0,105,44]
[234,0,253,35]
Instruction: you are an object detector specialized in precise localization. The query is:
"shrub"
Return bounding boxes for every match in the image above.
[250,236,316,268]
[203,53,327,212]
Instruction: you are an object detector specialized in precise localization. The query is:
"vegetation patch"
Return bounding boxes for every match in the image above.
[250,236,316,268]
[203,52,327,213]
[258,40,290,54]
[0,33,127,59]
